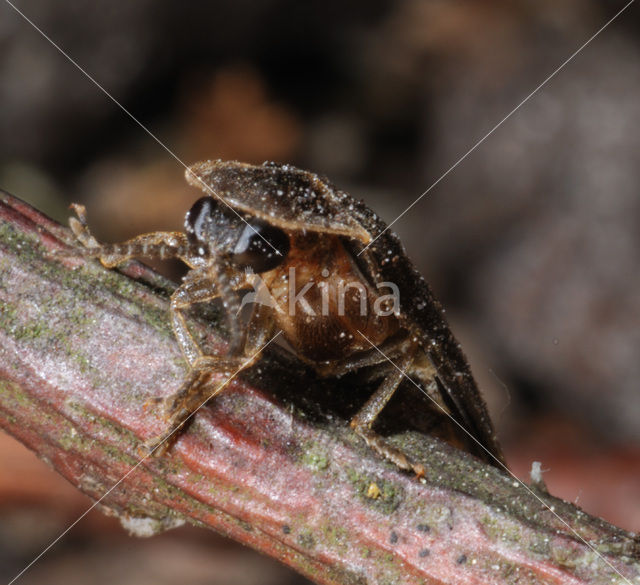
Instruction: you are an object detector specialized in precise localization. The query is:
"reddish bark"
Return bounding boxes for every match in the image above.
[0,191,638,585]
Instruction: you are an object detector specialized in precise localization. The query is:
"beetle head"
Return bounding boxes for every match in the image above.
[185,196,290,273]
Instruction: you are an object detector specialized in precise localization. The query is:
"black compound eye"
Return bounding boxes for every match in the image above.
[232,220,290,273]
[185,196,215,242]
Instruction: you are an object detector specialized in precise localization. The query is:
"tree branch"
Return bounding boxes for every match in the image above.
[0,190,638,585]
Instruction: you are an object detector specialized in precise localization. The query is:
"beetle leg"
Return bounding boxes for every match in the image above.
[170,265,252,365]
[146,354,250,454]
[146,304,275,454]
[143,357,242,455]
[352,360,398,385]
[61,203,192,267]
[350,349,426,476]
[169,274,218,366]
[313,334,409,378]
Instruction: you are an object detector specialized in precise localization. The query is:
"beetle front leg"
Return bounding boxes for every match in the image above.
[62,203,191,267]
[350,349,426,477]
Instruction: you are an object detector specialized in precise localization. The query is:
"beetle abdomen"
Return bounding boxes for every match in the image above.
[263,233,399,364]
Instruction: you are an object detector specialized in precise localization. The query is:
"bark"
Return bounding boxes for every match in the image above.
[0,190,638,585]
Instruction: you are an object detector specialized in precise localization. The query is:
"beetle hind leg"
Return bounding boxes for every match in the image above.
[350,350,426,477]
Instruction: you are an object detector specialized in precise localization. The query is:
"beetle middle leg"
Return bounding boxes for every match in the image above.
[168,266,250,365]
[145,353,252,454]
[145,293,275,454]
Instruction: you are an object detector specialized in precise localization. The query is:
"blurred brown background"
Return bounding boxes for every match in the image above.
[1,1,639,583]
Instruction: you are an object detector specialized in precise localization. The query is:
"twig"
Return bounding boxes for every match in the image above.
[0,191,638,585]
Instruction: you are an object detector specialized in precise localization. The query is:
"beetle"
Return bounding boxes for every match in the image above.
[65,159,505,474]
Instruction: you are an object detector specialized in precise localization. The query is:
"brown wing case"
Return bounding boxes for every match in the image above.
[345,201,506,467]
[187,160,371,243]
